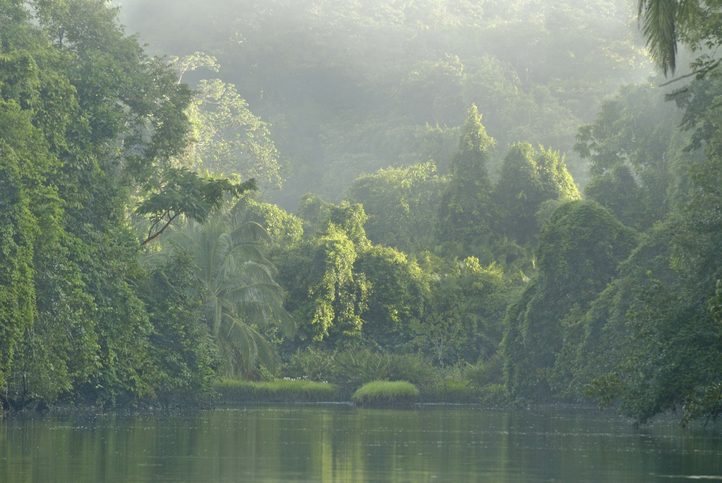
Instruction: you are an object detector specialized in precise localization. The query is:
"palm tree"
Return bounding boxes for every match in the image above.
[637,0,701,75]
[166,205,294,377]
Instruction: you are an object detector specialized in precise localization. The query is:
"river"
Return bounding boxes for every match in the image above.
[1,405,720,482]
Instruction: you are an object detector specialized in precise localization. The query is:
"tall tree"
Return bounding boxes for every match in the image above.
[575,83,691,228]
[437,105,495,260]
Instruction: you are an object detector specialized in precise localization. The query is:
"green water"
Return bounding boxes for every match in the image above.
[1,406,720,482]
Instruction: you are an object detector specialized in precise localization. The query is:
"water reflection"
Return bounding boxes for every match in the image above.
[1,406,720,482]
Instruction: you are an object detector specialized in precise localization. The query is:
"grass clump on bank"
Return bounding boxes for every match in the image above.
[285,348,513,405]
[215,379,340,404]
[352,381,420,408]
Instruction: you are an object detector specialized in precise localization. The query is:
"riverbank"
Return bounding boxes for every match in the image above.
[0,378,508,418]
[213,378,512,408]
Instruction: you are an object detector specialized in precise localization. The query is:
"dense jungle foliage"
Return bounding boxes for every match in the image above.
[0,0,720,423]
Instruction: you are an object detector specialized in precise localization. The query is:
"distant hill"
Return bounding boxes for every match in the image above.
[116,0,653,208]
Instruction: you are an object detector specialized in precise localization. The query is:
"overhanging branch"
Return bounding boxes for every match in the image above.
[658,58,722,87]
[141,211,180,246]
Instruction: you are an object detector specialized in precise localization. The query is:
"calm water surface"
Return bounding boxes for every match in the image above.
[1,405,721,482]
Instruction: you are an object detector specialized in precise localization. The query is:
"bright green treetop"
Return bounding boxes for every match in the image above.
[494,143,580,244]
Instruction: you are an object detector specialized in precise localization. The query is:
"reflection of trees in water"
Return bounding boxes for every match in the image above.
[1,408,719,481]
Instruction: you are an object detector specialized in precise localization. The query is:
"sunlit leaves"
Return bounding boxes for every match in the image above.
[170,53,283,188]
[136,167,255,245]
[494,143,580,244]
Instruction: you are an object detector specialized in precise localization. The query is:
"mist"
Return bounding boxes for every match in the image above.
[114,0,653,207]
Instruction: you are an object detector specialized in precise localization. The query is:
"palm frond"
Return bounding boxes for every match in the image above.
[230,220,271,245]
[219,312,281,376]
[163,206,295,377]
[639,0,680,75]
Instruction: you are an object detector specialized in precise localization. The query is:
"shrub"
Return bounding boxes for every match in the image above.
[386,353,438,390]
[465,354,504,388]
[421,379,480,403]
[351,380,420,408]
[332,349,392,389]
[285,348,338,382]
[286,347,441,391]
[478,384,511,407]
[214,379,340,403]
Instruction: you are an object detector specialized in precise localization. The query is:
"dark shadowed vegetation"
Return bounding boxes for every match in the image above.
[214,379,340,403]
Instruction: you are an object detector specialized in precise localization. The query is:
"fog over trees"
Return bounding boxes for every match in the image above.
[116,0,654,206]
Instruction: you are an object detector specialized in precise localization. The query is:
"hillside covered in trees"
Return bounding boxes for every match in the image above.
[0,0,720,424]
[118,0,654,206]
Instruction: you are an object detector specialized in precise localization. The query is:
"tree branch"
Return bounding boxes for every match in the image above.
[658,58,722,87]
[141,212,180,246]
[146,209,171,242]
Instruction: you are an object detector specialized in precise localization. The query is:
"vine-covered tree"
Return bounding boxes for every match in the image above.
[354,245,428,351]
[502,201,637,400]
[278,202,374,345]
